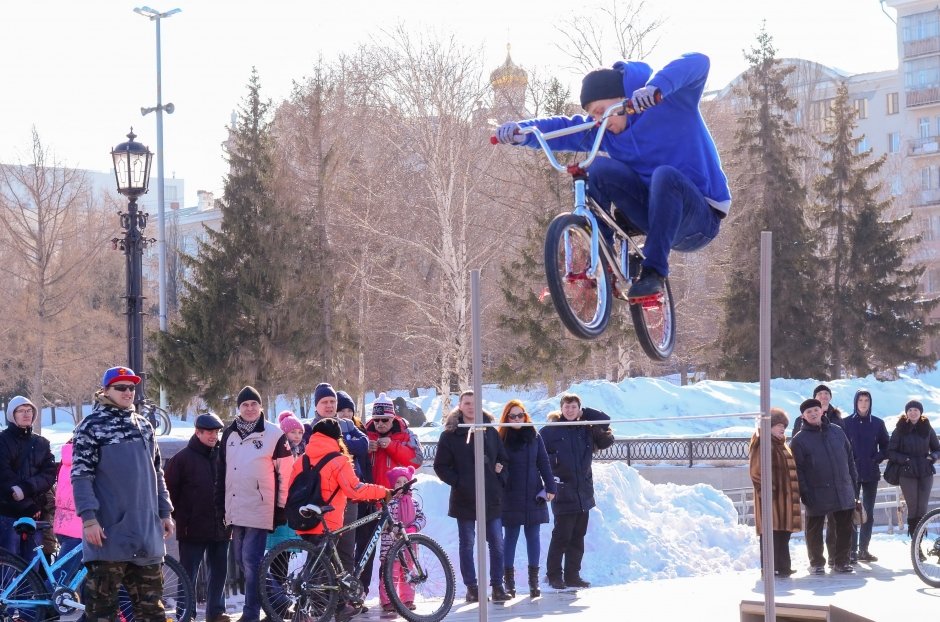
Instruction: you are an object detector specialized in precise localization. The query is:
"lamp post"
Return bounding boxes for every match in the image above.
[111,129,154,409]
[135,5,180,409]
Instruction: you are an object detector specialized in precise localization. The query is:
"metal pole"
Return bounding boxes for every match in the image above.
[759,231,774,620]
[154,15,169,409]
[470,270,488,622]
[124,197,147,410]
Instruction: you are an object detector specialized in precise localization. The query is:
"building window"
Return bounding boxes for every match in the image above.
[857,136,870,154]
[854,98,868,119]
[889,132,901,153]
[892,174,904,196]
[887,92,900,115]
[929,266,940,293]
[921,117,932,139]
[902,10,940,43]
[923,166,933,190]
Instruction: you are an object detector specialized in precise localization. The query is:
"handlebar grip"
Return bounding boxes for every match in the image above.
[490,136,499,145]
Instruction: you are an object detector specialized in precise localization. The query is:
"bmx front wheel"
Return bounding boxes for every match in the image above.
[543,213,613,340]
[629,276,676,361]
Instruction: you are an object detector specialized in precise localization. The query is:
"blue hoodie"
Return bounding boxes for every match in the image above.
[518,53,731,214]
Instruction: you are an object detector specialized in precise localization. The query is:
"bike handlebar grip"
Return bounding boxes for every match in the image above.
[490,136,499,144]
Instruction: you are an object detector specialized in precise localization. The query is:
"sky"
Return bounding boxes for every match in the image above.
[2,0,900,207]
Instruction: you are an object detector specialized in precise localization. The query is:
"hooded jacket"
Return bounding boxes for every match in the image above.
[790,418,858,516]
[887,415,940,479]
[517,53,730,214]
[842,390,890,483]
[364,414,422,490]
[540,407,614,515]
[303,416,370,481]
[0,396,56,519]
[433,409,508,521]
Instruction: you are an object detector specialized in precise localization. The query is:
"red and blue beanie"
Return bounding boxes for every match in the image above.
[101,366,141,387]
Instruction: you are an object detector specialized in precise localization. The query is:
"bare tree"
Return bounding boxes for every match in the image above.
[554,0,664,73]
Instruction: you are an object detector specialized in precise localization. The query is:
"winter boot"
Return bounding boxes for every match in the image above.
[527,566,541,598]
[465,585,479,603]
[491,584,512,602]
[503,568,516,598]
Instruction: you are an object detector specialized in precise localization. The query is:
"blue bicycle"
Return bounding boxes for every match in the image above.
[0,518,195,622]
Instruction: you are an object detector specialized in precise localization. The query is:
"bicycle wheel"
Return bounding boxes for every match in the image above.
[259,539,338,622]
[153,407,172,436]
[382,534,455,622]
[912,508,940,587]
[629,276,676,360]
[544,213,613,339]
[0,552,49,622]
[116,555,196,622]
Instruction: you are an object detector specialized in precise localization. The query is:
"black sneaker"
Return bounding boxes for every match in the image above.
[857,551,878,562]
[809,565,826,575]
[627,268,665,299]
[833,564,855,574]
[465,585,479,603]
[849,552,858,565]
[564,575,591,588]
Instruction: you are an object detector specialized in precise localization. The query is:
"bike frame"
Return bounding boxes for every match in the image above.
[0,542,85,611]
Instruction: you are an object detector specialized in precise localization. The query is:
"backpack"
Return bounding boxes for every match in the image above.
[286,452,341,531]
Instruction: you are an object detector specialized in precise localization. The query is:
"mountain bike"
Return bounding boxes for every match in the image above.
[258,479,455,622]
[491,97,676,360]
[0,517,195,621]
[912,507,940,586]
[139,399,172,436]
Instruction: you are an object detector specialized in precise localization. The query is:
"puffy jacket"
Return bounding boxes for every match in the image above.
[790,419,858,516]
[287,433,387,535]
[365,415,422,490]
[303,417,370,480]
[0,422,57,519]
[165,435,228,542]
[793,404,844,435]
[539,407,614,516]
[500,426,557,526]
[433,410,508,521]
[842,391,890,483]
[887,416,940,479]
[53,442,81,539]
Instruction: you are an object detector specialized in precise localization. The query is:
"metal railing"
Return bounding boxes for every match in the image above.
[419,437,751,467]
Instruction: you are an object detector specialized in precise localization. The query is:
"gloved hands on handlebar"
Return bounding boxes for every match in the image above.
[631,86,660,112]
[496,122,524,145]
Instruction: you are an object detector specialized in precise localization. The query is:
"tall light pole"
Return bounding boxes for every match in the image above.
[135,5,180,409]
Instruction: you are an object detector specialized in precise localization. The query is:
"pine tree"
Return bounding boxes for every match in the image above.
[717,28,827,380]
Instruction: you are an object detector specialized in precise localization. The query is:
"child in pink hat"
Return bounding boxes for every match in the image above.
[379,466,426,612]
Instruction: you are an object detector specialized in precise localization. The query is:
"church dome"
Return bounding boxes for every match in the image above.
[490,44,528,89]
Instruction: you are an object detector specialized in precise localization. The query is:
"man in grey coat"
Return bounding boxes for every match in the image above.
[790,398,858,575]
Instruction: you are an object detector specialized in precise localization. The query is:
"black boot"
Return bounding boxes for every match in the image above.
[491,584,512,602]
[465,585,479,603]
[909,517,921,539]
[528,566,541,598]
[503,568,515,598]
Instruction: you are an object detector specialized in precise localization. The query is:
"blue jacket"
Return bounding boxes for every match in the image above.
[517,53,731,214]
[842,391,889,483]
[500,427,557,526]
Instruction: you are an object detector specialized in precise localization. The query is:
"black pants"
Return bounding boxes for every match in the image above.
[546,511,589,580]
[806,509,853,567]
[355,501,379,593]
[178,540,230,620]
[759,531,792,574]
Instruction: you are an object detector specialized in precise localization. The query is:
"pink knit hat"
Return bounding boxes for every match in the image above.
[387,465,415,487]
[278,410,303,434]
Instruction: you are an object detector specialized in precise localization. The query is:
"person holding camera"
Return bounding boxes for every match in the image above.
[497,400,556,598]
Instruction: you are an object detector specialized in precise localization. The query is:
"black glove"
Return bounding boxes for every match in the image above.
[273,506,286,527]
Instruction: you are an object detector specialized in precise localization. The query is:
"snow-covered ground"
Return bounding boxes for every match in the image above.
[30,365,940,589]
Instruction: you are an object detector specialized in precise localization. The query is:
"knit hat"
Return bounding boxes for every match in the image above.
[278,411,304,435]
[314,383,338,406]
[580,68,625,109]
[800,398,822,414]
[101,366,141,387]
[905,400,925,414]
[236,385,262,407]
[371,392,396,419]
[312,417,341,440]
[813,384,832,398]
[336,390,356,413]
[387,465,415,488]
[769,407,789,428]
[6,396,36,424]
[195,413,224,430]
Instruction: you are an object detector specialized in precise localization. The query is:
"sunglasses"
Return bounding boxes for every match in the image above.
[373,417,392,423]
[110,385,136,393]
[507,413,526,420]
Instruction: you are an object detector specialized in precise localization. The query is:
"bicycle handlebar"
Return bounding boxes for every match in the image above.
[297,478,418,518]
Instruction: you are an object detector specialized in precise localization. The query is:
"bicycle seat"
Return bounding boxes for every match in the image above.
[12,517,50,535]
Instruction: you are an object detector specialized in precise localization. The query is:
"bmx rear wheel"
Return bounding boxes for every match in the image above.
[629,278,676,361]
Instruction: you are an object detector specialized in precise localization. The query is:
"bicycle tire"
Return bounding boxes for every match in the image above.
[155,409,172,436]
[115,555,196,622]
[544,213,612,339]
[0,551,49,622]
[629,276,676,360]
[382,534,455,622]
[912,507,940,587]
[259,539,338,622]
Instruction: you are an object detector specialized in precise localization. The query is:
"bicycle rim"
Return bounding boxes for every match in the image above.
[629,277,676,360]
[259,539,338,622]
[913,509,940,587]
[382,534,455,622]
[156,410,171,436]
[0,553,47,622]
[115,555,195,622]
[543,213,612,340]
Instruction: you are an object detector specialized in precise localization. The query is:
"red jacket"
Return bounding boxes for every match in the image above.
[365,415,421,488]
[288,433,387,534]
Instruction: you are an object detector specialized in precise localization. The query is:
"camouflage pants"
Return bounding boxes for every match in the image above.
[84,560,166,622]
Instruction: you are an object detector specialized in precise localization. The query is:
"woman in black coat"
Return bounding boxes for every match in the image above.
[498,400,556,598]
[887,399,940,537]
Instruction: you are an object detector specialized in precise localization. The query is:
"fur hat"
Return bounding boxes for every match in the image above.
[371,392,396,419]
[312,417,341,440]
[905,400,925,415]
[236,385,262,407]
[314,383,338,406]
[813,384,832,398]
[336,390,356,413]
[278,411,303,435]
[387,465,415,488]
[800,398,822,414]
[769,407,789,428]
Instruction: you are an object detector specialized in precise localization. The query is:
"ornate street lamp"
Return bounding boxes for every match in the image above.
[111,128,153,408]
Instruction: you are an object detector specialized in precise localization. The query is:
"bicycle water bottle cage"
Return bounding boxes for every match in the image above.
[13,517,36,535]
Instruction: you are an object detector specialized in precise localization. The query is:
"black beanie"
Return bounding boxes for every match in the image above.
[800,398,822,414]
[905,400,925,414]
[236,385,262,408]
[336,390,355,413]
[580,68,625,110]
[313,417,341,440]
[813,384,832,398]
[314,382,338,406]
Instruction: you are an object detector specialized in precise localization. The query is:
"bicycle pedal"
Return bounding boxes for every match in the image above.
[564,271,595,286]
[628,293,664,308]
